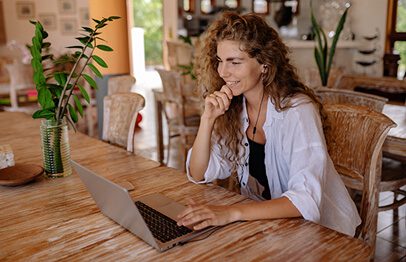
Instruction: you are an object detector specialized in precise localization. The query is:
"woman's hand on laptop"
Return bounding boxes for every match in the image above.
[177,201,240,230]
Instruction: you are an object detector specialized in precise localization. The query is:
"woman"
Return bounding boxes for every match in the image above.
[177,12,361,236]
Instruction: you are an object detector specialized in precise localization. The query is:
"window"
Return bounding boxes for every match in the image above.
[386,0,406,78]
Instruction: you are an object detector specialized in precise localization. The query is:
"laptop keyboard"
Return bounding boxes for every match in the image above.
[135,201,192,243]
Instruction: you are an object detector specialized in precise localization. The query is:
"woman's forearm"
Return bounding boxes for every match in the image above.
[230,197,302,221]
[189,115,216,181]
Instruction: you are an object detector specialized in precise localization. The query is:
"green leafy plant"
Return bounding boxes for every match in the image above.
[29,16,120,127]
[311,2,349,86]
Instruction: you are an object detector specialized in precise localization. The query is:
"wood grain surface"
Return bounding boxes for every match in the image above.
[0,112,371,261]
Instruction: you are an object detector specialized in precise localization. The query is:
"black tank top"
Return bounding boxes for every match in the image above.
[248,138,271,200]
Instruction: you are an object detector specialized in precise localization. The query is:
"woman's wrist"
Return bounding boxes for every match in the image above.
[228,205,243,222]
[200,113,217,127]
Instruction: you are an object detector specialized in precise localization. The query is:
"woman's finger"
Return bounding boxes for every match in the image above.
[220,85,234,100]
[193,219,212,230]
[213,91,231,110]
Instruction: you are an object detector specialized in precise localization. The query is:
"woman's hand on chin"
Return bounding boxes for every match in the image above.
[202,85,234,121]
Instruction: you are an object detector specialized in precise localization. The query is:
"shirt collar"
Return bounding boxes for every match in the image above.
[242,96,285,128]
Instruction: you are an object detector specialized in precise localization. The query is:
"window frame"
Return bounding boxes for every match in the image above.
[385,0,406,53]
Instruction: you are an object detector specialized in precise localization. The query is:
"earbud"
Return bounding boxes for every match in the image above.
[262,65,268,73]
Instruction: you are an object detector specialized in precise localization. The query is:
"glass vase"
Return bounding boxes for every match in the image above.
[40,119,72,178]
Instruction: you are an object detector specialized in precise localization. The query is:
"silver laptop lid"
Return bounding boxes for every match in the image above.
[71,160,159,249]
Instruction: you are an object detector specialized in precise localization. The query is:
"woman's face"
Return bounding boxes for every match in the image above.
[216,40,264,97]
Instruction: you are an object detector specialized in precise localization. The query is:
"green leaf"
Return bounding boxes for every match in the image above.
[66,45,84,49]
[42,42,51,48]
[82,74,98,89]
[76,37,90,45]
[108,16,121,20]
[38,88,55,109]
[77,84,90,103]
[87,63,103,78]
[41,54,53,61]
[314,49,326,86]
[32,60,43,74]
[54,72,67,86]
[47,83,63,98]
[82,27,94,33]
[92,18,101,24]
[326,8,349,78]
[42,31,48,39]
[34,71,46,86]
[96,24,107,29]
[73,95,84,117]
[68,103,78,123]
[32,109,55,119]
[96,45,113,51]
[92,55,108,68]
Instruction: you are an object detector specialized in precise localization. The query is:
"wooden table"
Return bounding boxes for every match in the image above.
[382,104,406,161]
[0,112,372,261]
[334,74,406,94]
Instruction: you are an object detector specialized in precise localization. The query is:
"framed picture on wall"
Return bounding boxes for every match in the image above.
[60,19,77,35]
[38,14,57,30]
[16,1,35,19]
[58,0,76,14]
[79,8,89,26]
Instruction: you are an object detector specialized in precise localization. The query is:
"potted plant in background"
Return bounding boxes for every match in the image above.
[30,16,120,178]
[311,1,349,87]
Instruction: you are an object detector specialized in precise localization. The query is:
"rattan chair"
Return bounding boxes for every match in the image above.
[316,88,388,112]
[156,69,200,169]
[107,75,136,95]
[102,93,145,152]
[317,88,406,212]
[323,104,396,256]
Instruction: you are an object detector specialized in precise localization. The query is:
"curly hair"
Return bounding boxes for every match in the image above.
[196,12,322,168]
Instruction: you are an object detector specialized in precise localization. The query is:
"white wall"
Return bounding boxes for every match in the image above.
[3,0,89,55]
[350,0,387,75]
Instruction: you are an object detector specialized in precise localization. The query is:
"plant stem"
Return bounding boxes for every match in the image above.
[59,45,97,123]
[56,31,97,123]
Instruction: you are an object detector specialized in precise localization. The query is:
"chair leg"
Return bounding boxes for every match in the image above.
[165,130,171,166]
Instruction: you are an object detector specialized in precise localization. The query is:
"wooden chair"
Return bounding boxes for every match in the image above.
[323,104,396,256]
[102,93,145,153]
[317,88,406,212]
[107,75,136,95]
[166,40,194,72]
[3,62,38,113]
[155,68,200,169]
[315,88,388,112]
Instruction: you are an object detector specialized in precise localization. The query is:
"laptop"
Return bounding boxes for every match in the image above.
[71,160,214,252]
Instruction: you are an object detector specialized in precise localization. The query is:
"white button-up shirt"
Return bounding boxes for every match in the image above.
[186,95,361,236]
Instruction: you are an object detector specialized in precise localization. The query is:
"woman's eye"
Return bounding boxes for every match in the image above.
[232,62,241,65]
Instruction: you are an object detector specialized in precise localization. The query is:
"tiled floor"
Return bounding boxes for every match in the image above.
[127,70,406,261]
